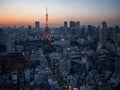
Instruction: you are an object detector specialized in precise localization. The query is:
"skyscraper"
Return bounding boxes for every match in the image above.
[28,25,32,30]
[98,25,103,44]
[98,22,108,44]
[64,21,68,30]
[100,21,108,44]
[70,21,76,30]
[0,28,7,47]
[35,21,40,30]
[76,21,80,29]
[102,21,108,29]
[87,25,96,37]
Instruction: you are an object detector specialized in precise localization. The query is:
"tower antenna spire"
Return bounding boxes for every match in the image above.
[46,7,48,14]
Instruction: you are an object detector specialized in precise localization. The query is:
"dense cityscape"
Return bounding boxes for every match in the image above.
[0,18,120,90]
[0,0,120,90]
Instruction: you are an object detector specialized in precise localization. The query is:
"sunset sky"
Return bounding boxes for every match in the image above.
[0,0,120,27]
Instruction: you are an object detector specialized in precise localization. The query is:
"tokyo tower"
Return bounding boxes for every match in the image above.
[43,8,51,40]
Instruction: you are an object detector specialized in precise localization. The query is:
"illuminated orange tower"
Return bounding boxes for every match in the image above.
[43,8,51,40]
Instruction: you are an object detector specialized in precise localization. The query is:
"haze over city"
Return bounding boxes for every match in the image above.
[1,0,120,90]
[0,0,120,27]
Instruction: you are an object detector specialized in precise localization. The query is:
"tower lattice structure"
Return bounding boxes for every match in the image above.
[43,8,51,40]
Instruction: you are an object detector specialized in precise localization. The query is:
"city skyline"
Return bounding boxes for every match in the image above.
[0,0,120,27]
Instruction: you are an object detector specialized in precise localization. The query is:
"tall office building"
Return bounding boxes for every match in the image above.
[35,21,40,30]
[102,21,108,29]
[76,21,80,29]
[99,22,108,44]
[102,21,108,44]
[114,25,120,43]
[28,25,32,30]
[114,25,120,33]
[69,21,80,30]
[116,33,120,46]
[87,25,96,37]
[0,28,7,46]
[98,25,103,44]
[0,28,3,44]
[70,21,76,30]
[69,21,76,35]
[64,21,68,30]
[0,28,13,53]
